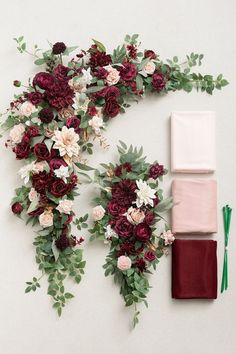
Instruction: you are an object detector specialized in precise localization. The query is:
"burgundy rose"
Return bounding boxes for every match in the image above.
[28,207,44,217]
[152,72,166,92]
[103,97,120,118]
[64,213,74,225]
[45,81,74,110]
[32,171,51,194]
[49,158,67,170]
[90,51,112,67]
[54,64,71,81]
[153,196,160,207]
[38,108,54,124]
[127,44,137,59]
[114,162,132,177]
[136,258,147,272]
[66,116,81,134]
[13,138,30,159]
[149,163,165,179]
[134,222,151,242]
[107,201,127,217]
[119,62,137,82]
[11,202,23,214]
[34,143,50,161]
[50,179,68,197]
[33,72,54,90]
[26,125,39,137]
[144,251,156,262]
[87,106,98,117]
[95,85,120,99]
[27,91,44,105]
[52,42,66,55]
[111,179,137,207]
[95,67,108,79]
[114,216,133,238]
[144,50,157,59]
[117,241,134,256]
[144,212,155,225]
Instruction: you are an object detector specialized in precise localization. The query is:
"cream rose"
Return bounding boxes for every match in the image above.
[92,205,105,221]
[39,211,54,228]
[143,61,156,75]
[161,230,175,246]
[105,65,120,86]
[19,101,37,117]
[32,161,47,174]
[88,116,104,135]
[9,123,25,144]
[117,256,132,271]
[126,206,145,225]
[29,188,38,202]
[56,199,74,214]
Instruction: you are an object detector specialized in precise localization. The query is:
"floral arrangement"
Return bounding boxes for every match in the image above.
[89,142,174,326]
[0,34,227,315]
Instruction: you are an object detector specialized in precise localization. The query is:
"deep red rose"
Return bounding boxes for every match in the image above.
[95,85,120,99]
[114,216,133,238]
[153,196,160,207]
[127,44,137,59]
[114,162,132,177]
[117,241,134,256]
[103,97,120,118]
[33,72,54,90]
[45,81,74,110]
[38,108,54,123]
[107,201,127,217]
[49,158,67,170]
[134,222,151,242]
[95,67,108,79]
[144,212,155,225]
[149,163,165,179]
[11,202,23,214]
[28,207,44,216]
[13,138,30,159]
[52,42,66,55]
[87,106,98,117]
[111,179,137,207]
[136,258,147,272]
[152,72,166,92]
[54,64,71,81]
[90,51,112,67]
[27,91,44,105]
[144,251,156,262]
[64,213,74,225]
[34,143,50,161]
[144,50,157,59]
[50,179,68,197]
[26,126,39,137]
[32,171,51,194]
[119,62,137,82]
[66,116,81,134]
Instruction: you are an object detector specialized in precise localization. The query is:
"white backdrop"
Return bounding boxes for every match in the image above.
[0,1,236,353]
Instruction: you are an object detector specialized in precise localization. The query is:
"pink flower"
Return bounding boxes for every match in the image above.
[105,65,120,86]
[9,123,25,144]
[143,61,156,75]
[125,207,145,225]
[39,210,54,228]
[117,255,132,271]
[161,230,175,245]
[92,205,105,221]
[19,101,37,117]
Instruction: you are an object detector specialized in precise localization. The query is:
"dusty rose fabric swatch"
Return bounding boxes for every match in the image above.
[172,239,217,299]
[171,111,216,173]
[172,179,217,234]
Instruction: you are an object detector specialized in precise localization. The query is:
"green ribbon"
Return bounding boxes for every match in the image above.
[221,205,232,293]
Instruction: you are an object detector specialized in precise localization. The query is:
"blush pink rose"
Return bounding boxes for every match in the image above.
[92,205,105,221]
[117,255,132,271]
[19,101,37,117]
[105,65,120,86]
[126,207,145,225]
[143,61,156,75]
[9,123,25,144]
[39,211,54,228]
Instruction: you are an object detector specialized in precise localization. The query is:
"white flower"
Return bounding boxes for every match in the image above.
[32,161,47,174]
[18,161,36,184]
[125,206,145,225]
[81,68,92,86]
[73,92,90,112]
[92,205,105,221]
[88,115,104,135]
[29,188,39,202]
[52,126,80,158]
[9,123,25,144]
[104,225,118,244]
[117,256,132,271]
[54,165,70,182]
[76,52,91,65]
[161,230,175,246]
[56,199,73,214]
[143,61,156,75]
[105,65,120,86]
[19,101,37,117]
[39,211,53,228]
[135,179,156,208]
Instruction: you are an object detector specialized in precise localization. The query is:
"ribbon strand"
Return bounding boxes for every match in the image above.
[221,204,232,293]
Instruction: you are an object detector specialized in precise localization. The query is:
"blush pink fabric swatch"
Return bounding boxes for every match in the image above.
[172,179,217,234]
[171,111,216,173]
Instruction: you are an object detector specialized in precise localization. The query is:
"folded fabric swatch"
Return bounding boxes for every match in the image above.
[172,239,217,299]
[171,111,216,173]
[172,179,217,234]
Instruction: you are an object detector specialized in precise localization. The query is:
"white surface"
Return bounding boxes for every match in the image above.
[0,1,236,353]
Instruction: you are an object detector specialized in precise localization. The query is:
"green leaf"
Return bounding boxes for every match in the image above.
[92,39,106,53]
[65,292,74,299]
[75,162,95,171]
[34,58,45,66]
[27,195,40,214]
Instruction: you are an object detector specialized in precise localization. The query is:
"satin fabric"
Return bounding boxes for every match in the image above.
[172,179,217,234]
[172,239,217,299]
[171,111,216,173]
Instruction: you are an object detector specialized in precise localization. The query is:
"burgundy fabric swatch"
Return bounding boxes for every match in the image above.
[172,239,217,299]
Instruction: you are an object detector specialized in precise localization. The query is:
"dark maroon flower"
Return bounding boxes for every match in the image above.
[38,108,54,123]
[26,125,39,137]
[136,258,147,272]
[152,72,166,92]
[90,51,112,67]
[13,137,30,159]
[153,196,160,207]
[114,162,132,177]
[144,50,157,59]
[111,179,137,207]
[52,42,66,55]
[107,201,127,217]
[50,179,68,197]
[54,64,71,81]
[45,81,74,110]
[95,85,120,99]
[11,202,23,214]
[87,106,98,117]
[144,251,156,262]
[127,44,137,59]
[34,143,50,161]
[114,216,133,238]
[103,97,120,118]
[144,212,155,225]
[117,241,134,256]
[118,62,137,82]
[27,91,44,105]
[64,213,74,225]
[32,171,51,194]
[33,72,54,90]
[49,158,67,170]
[68,174,78,189]
[28,207,44,216]
[134,222,151,242]
[149,163,165,179]
[66,116,81,134]
[95,67,108,79]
